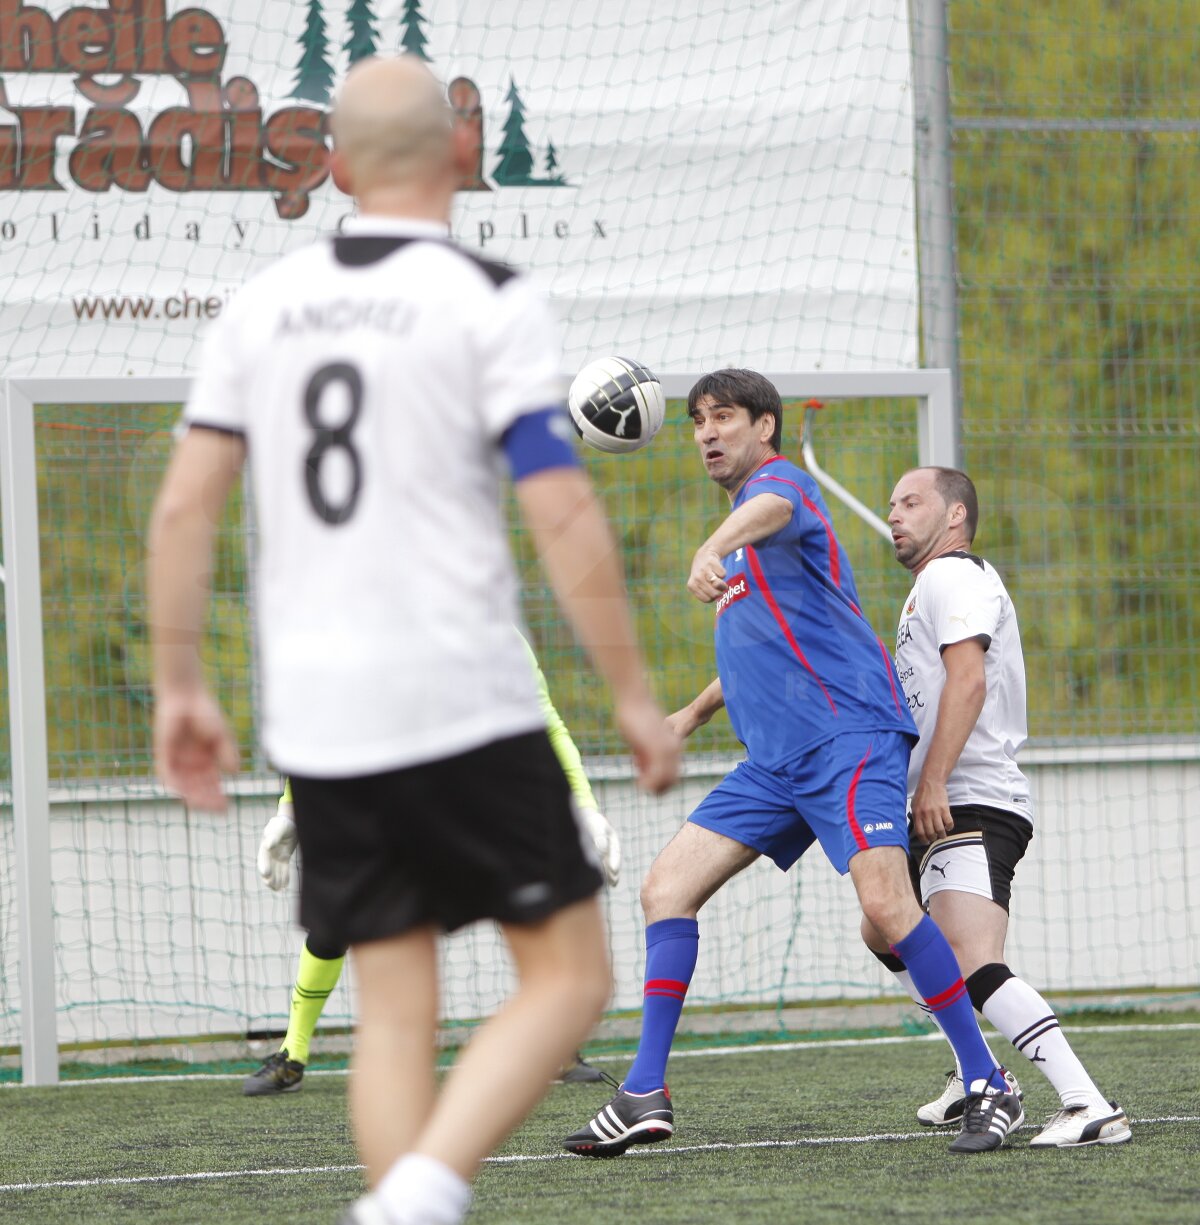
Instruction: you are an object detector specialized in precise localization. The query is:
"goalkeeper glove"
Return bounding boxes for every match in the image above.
[256,798,298,892]
[578,807,621,887]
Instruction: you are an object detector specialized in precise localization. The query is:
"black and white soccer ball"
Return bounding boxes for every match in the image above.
[568,356,666,454]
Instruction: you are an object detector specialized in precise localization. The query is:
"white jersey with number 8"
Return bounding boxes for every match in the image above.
[183,217,564,777]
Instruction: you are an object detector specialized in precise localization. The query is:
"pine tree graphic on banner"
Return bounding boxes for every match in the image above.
[399,0,430,61]
[345,0,379,65]
[292,0,336,104]
[544,140,564,184]
[493,78,535,185]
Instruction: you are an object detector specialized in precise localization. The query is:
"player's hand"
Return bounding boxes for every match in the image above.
[257,799,299,892]
[615,693,681,795]
[687,545,728,603]
[910,778,954,844]
[578,807,621,887]
[153,687,238,813]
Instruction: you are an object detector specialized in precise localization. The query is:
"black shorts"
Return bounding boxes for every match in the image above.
[908,804,1034,913]
[289,730,603,949]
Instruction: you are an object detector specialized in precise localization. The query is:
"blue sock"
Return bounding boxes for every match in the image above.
[892,915,1005,1091]
[622,918,699,1094]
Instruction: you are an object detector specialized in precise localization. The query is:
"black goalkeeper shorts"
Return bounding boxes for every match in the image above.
[289,730,603,949]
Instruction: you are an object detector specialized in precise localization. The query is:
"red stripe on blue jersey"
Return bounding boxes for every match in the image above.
[744,472,844,591]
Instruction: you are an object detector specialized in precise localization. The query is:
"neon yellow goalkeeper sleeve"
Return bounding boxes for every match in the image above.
[519,635,598,812]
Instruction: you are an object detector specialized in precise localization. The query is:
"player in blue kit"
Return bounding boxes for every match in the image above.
[563,369,1021,1158]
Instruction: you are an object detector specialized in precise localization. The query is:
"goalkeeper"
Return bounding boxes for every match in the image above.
[244,636,620,1095]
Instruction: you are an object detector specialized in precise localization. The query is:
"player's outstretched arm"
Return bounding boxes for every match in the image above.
[688,492,792,603]
[147,428,245,811]
[515,467,679,795]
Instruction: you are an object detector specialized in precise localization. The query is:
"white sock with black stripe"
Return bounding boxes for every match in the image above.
[870,949,963,1081]
[968,965,1107,1110]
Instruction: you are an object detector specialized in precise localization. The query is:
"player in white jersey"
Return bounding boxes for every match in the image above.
[861,466,1130,1149]
[148,56,679,1225]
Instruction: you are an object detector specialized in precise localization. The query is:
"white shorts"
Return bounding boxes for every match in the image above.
[909,804,1033,913]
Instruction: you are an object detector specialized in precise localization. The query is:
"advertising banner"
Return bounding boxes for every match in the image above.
[0,0,918,377]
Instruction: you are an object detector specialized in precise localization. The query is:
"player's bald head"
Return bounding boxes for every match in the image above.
[330,56,454,190]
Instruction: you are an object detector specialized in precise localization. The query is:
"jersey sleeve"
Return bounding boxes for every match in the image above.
[476,276,566,439]
[520,634,598,811]
[924,560,1002,652]
[182,298,249,435]
[738,468,812,545]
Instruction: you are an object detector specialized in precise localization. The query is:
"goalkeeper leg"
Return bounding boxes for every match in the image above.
[243,937,346,1096]
[283,937,347,1065]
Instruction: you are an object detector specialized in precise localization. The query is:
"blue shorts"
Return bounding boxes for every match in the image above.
[687,731,912,874]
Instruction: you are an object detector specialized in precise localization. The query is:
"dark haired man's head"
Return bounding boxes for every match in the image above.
[687,369,785,496]
[687,369,783,453]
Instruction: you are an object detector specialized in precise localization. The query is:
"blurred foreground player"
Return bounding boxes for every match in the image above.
[149,55,678,1225]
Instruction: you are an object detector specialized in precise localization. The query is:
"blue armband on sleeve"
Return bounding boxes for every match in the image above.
[501,406,581,480]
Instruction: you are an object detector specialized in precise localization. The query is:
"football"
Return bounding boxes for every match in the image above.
[567,356,666,454]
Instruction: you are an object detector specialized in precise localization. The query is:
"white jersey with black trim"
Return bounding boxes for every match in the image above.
[894,552,1033,822]
[183,216,565,777]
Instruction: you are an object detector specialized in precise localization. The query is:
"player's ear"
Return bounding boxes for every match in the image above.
[329,149,354,198]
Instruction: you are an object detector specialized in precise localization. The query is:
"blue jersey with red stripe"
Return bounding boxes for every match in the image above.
[713,456,916,772]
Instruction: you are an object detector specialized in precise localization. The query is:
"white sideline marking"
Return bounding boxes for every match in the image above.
[8,1021,1198,1089]
[0,1165,363,1193]
[0,1117,1195,1192]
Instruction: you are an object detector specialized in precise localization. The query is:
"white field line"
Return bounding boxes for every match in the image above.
[8,1021,1198,1088]
[1,1117,1197,1193]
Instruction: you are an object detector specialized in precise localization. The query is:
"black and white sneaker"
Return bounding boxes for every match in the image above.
[917,1066,1022,1126]
[1029,1101,1132,1148]
[562,1085,674,1157]
[917,1070,968,1126]
[949,1074,1025,1153]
